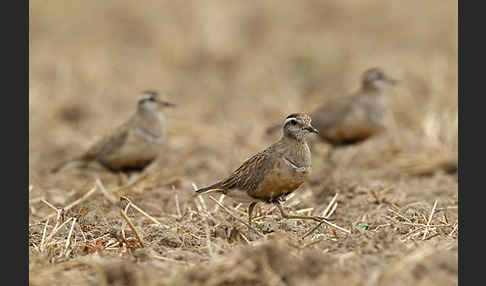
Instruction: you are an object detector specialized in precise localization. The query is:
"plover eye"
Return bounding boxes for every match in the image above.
[290,119,297,125]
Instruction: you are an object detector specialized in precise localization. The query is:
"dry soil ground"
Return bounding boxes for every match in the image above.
[29,1,458,285]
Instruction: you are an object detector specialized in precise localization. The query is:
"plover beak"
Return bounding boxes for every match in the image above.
[386,77,400,85]
[305,125,319,134]
[160,101,176,108]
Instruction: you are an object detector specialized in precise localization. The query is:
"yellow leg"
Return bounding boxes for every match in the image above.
[248,202,257,226]
[277,203,323,223]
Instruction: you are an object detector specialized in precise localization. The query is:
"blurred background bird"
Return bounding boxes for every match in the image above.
[50,91,175,173]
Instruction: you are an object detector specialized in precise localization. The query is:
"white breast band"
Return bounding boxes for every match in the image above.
[283,157,308,173]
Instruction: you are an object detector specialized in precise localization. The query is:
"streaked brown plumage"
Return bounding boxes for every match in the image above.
[196,113,323,225]
[51,91,175,173]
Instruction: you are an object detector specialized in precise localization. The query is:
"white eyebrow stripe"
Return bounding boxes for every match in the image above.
[284,117,298,125]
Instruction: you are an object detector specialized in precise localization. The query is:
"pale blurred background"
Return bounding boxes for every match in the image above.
[29,0,457,180]
[29,2,458,285]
